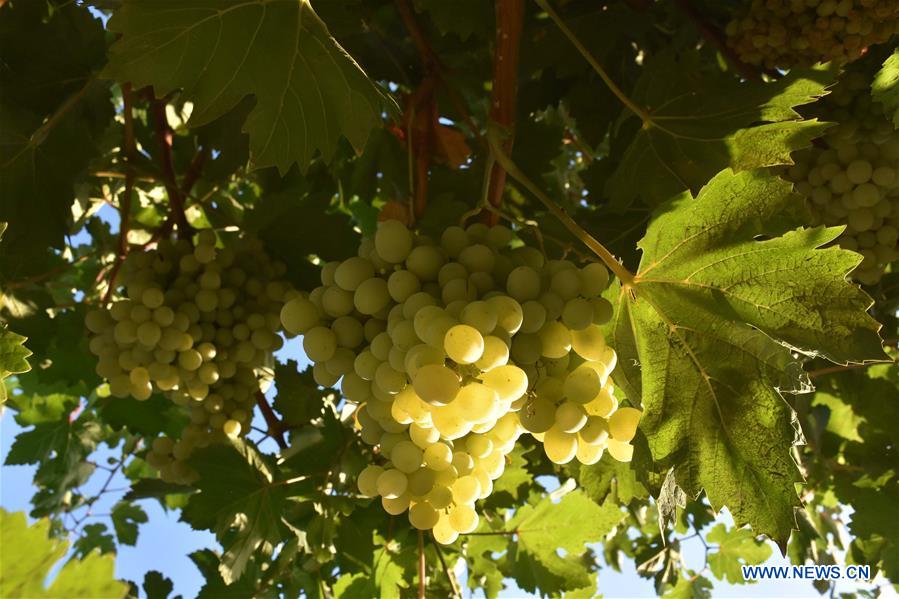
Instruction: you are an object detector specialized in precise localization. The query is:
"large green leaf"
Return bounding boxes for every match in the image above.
[0,2,112,259]
[182,439,295,584]
[872,49,899,127]
[103,0,390,174]
[0,325,31,403]
[705,524,772,584]
[610,169,886,547]
[0,509,128,599]
[607,57,833,208]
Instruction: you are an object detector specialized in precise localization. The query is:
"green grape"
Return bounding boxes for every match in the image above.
[322,286,354,317]
[487,295,523,334]
[474,336,510,371]
[537,321,571,359]
[374,362,406,394]
[423,442,454,470]
[479,365,528,403]
[555,401,588,433]
[606,438,634,462]
[303,326,337,362]
[223,419,242,437]
[550,267,580,300]
[427,485,454,510]
[441,226,469,258]
[391,441,424,473]
[375,219,414,263]
[387,269,421,303]
[544,425,578,464]
[506,266,541,301]
[444,324,484,364]
[576,441,604,465]
[334,257,375,291]
[579,263,609,297]
[458,244,495,273]
[460,300,498,334]
[374,469,408,500]
[520,300,546,334]
[432,516,459,544]
[357,464,384,497]
[382,494,411,515]
[455,383,499,419]
[564,364,602,404]
[281,296,320,334]
[570,325,607,362]
[409,501,440,530]
[413,364,460,405]
[450,475,481,504]
[608,407,642,442]
[579,416,609,445]
[448,504,478,533]
[355,277,391,315]
[561,298,593,331]
[518,398,555,434]
[406,245,445,281]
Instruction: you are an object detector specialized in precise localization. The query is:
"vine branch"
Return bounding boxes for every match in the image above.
[255,391,287,450]
[102,84,137,305]
[150,95,193,238]
[485,0,525,224]
[418,530,426,599]
[535,0,652,125]
[431,535,462,598]
[486,124,635,285]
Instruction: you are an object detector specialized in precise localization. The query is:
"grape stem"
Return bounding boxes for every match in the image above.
[430,535,462,598]
[485,0,525,224]
[418,530,426,599]
[150,94,194,239]
[486,123,636,286]
[534,0,652,126]
[102,84,138,305]
[255,391,288,450]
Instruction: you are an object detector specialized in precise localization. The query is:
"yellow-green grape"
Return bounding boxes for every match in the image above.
[423,442,454,470]
[479,365,529,403]
[474,335,510,371]
[488,295,523,334]
[433,516,459,544]
[537,321,571,359]
[444,324,484,364]
[563,364,603,404]
[606,438,634,462]
[409,501,440,530]
[460,301,498,334]
[391,441,424,473]
[608,407,642,442]
[355,277,391,315]
[570,325,608,362]
[358,465,385,497]
[518,398,556,434]
[382,494,411,515]
[376,469,408,499]
[544,425,578,464]
[455,383,499,420]
[375,219,414,263]
[561,298,593,331]
[576,441,604,465]
[448,504,479,534]
[579,416,609,446]
[281,296,319,334]
[303,326,337,362]
[450,475,481,504]
[555,401,588,433]
[506,266,541,301]
[223,419,242,438]
[579,263,609,297]
[413,364,460,405]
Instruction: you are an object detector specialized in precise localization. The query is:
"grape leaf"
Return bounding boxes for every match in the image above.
[872,49,899,127]
[0,2,112,259]
[705,524,772,583]
[103,0,391,174]
[111,501,148,546]
[73,523,117,559]
[182,440,295,584]
[0,509,128,599]
[0,324,32,403]
[190,549,259,599]
[663,571,713,599]
[610,168,887,547]
[143,571,176,599]
[505,491,624,595]
[607,57,833,208]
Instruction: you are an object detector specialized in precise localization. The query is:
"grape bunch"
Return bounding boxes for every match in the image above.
[725,0,899,70]
[86,231,291,483]
[783,67,899,285]
[281,219,641,542]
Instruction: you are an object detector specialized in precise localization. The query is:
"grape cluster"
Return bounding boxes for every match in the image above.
[86,231,290,483]
[725,0,899,70]
[281,219,641,542]
[783,68,899,285]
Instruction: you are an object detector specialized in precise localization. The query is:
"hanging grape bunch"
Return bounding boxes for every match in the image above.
[725,0,899,70]
[85,230,291,483]
[281,219,642,543]
[783,63,899,285]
